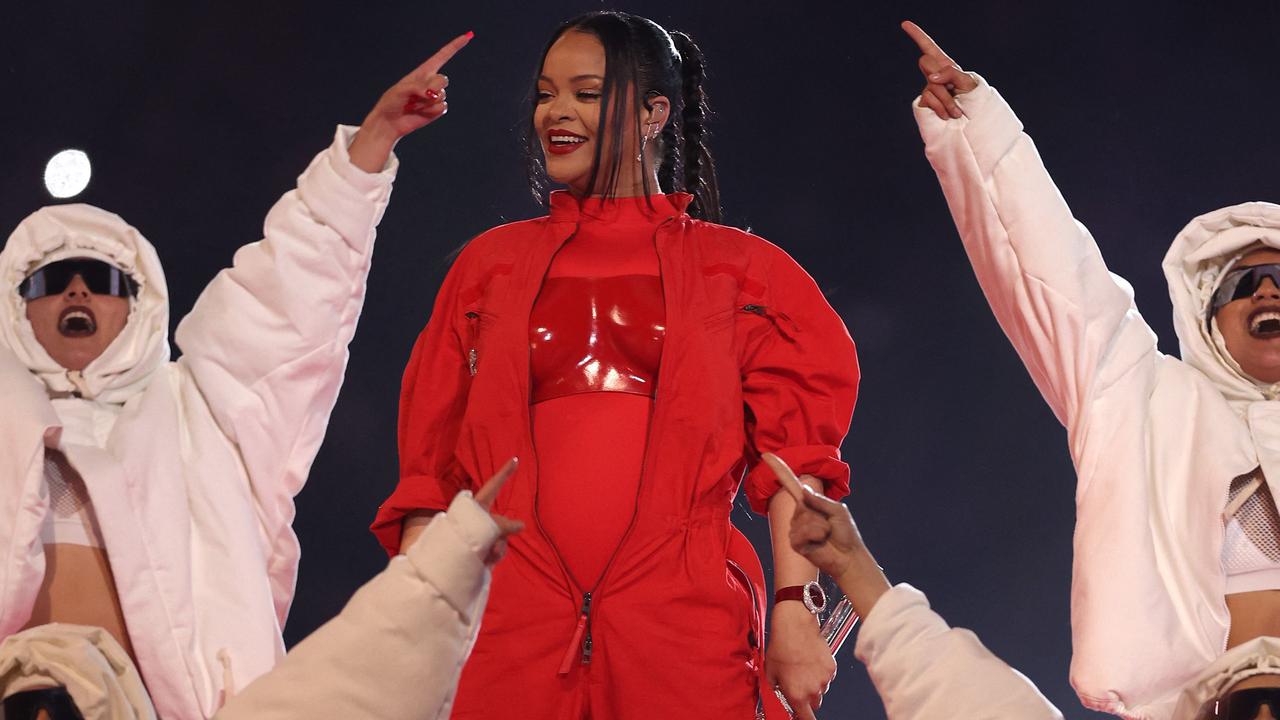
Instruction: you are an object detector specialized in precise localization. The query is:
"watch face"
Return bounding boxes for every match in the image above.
[803,582,827,614]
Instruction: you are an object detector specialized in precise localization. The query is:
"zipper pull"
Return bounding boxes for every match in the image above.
[464,311,480,376]
[557,592,593,675]
[581,591,594,665]
[740,304,799,338]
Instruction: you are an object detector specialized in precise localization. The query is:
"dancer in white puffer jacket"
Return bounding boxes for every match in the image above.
[905,20,1280,720]
[0,32,471,720]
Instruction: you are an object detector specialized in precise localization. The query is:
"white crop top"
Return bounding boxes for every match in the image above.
[1222,468,1280,594]
[38,448,104,549]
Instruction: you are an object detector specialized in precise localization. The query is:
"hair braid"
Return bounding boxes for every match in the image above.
[669,31,720,223]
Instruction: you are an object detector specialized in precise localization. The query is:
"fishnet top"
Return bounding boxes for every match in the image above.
[38,448,104,548]
[1222,468,1280,593]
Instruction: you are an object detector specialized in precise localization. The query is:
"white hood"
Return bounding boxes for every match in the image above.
[0,204,169,404]
[1164,201,1280,406]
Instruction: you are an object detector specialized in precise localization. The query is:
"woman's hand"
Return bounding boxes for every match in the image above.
[765,453,890,621]
[765,454,863,579]
[348,31,473,173]
[901,21,978,121]
[400,458,524,565]
[472,457,525,565]
[767,603,837,719]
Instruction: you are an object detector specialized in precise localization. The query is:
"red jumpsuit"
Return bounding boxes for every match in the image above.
[372,192,859,719]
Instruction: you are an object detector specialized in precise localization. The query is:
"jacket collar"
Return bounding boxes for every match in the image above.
[547,190,693,223]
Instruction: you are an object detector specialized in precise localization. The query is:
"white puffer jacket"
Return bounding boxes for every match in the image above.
[0,126,396,719]
[915,77,1280,719]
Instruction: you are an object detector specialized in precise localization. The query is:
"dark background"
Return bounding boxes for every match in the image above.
[5,1,1279,716]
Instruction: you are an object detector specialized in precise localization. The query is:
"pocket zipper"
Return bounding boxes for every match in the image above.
[464,311,481,376]
[741,304,799,337]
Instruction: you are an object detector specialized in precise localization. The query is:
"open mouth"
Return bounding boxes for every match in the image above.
[58,306,97,338]
[546,131,587,154]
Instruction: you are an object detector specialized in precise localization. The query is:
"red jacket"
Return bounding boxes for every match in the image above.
[372,192,858,718]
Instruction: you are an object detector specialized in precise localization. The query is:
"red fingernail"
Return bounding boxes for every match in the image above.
[464,30,475,39]
[424,89,440,101]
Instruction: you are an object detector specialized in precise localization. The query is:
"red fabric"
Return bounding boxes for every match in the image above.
[528,276,665,402]
[533,392,650,590]
[530,196,664,588]
[372,191,859,718]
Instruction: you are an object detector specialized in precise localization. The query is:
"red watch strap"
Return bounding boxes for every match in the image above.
[774,586,810,604]
[774,583,826,612]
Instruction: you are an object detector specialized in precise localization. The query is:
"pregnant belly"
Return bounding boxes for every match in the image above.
[532,392,652,590]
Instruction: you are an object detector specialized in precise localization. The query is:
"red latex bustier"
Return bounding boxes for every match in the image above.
[529,275,665,403]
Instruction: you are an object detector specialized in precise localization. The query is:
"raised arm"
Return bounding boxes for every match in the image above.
[766,455,1064,720]
[902,22,1159,453]
[174,33,472,548]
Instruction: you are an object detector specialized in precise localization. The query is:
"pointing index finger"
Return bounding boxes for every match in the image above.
[763,453,808,504]
[417,31,474,77]
[473,457,517,509]
[901,20,948,60]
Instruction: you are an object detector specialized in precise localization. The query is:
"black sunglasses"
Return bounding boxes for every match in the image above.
[1216,687,1280,719]
[17,258,138,301]
[1212,263,1280,317]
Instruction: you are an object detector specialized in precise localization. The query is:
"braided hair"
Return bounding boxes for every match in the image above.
[522,11,722,222]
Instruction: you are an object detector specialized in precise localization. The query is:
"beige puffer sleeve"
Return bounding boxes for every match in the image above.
[213,491,499,720]
[855,584,1062,720]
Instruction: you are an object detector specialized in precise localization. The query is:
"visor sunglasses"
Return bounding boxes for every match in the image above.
[1211,263,1280,318]
[1214,687,1280,719]
[17,258,138,301]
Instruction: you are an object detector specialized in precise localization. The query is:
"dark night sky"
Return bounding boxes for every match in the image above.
[5,1,1280,716]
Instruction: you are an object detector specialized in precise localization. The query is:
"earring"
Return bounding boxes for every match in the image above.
[636,123,657,163]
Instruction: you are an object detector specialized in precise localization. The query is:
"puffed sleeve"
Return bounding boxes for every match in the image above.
[176,125,397,558]
[218,491,502,720]
[740,242,859,513]
[856,584,1064,720]
[370,246,475,556]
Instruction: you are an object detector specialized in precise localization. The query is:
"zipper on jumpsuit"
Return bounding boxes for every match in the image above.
[523,216,680,679]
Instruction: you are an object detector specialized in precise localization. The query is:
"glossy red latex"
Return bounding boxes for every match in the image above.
[529,275,665,403]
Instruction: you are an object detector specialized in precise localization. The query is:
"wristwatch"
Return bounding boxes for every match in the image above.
[774,581,826,614]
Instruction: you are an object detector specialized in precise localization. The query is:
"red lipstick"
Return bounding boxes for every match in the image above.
[546,129,588,155]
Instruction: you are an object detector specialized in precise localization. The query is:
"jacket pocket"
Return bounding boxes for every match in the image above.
[703,306,738,332]
[704,303,799,342]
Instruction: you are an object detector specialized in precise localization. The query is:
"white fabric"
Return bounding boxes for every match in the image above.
[1171,637,1280,720]
[915,76,1280,719]
[214,491,499,720]
[854,583,1062,720]
[0,125,397,720]
[0,623,156,719]
[0,204,169,404]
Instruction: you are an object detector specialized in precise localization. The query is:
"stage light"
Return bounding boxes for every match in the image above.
[44,149,92,199]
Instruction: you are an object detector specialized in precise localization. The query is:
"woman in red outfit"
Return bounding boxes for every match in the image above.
[371,11,858,719]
